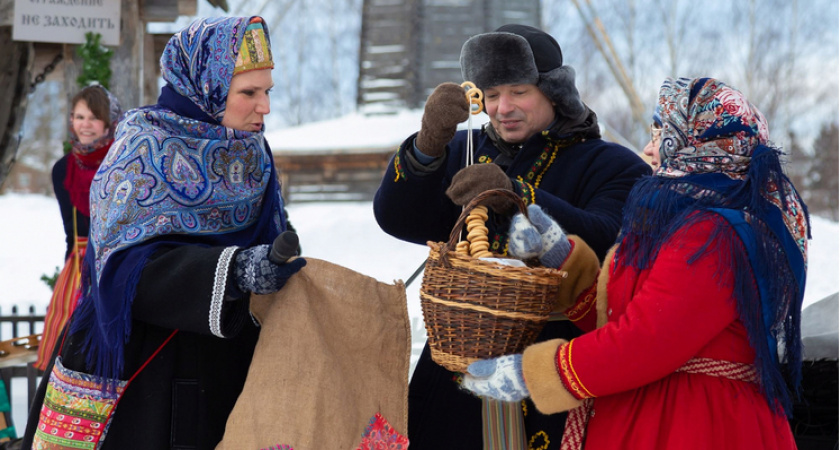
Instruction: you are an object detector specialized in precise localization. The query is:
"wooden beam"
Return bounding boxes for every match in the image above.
[142,31,157,106]
[0,0,11,27]
[110,0,142,108]
[143,32,171,104]
[141,0,197,22]
[178,0,197,16]
[0,26,33,189]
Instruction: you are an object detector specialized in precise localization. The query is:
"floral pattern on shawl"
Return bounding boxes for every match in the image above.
[160,17,270,122]
[620,77,810,416]
[89,107,274,279]
[657,78,769,179]
[70,17,284,382]
[89,16,280,280]
[656,77,808,261]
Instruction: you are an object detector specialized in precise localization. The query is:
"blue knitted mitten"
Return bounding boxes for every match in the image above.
[526,204,571,268]
[234,245,307,295]
[507,212,542,260]
[462,354,530,402]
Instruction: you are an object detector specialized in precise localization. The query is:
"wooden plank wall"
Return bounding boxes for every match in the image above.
[357,0,420,112]
[358,0,541,111]
[418,0,484,103]
[274,151,395,202]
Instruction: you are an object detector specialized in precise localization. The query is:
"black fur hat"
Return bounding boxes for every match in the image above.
[460,24,586,120]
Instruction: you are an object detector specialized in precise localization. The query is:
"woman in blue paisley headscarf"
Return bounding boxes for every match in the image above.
[23,17,306,450]
[461,77,809,449]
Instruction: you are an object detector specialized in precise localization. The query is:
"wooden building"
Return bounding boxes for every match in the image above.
[357,0,541,112]
[266,110,426,202]
[270,0,541,202]
[1,0,546,200]
[0,0,227,189]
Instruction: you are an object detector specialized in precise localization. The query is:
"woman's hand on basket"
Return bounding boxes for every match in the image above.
[445,164,516,213]
[461,354,530,402]
[508,204,571,268]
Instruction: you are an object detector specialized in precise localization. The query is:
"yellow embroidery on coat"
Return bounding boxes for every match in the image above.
[533,144,560,188]
[557,341,594,399]
[567,341,596,398]
[566,284,597,322]
[529,430,550,450]
[393,152,405,182]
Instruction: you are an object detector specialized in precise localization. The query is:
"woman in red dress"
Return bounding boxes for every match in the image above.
[35,85,121,371]
[463,77,809,449]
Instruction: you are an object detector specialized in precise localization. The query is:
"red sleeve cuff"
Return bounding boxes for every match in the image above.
[556,339,595,400]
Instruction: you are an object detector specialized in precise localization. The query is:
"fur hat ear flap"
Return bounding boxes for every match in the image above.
[538,65,586,121]
[460,32,539,91]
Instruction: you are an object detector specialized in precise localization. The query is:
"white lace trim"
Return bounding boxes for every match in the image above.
[210,246,239,338]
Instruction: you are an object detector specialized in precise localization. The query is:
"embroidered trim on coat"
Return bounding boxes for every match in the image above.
[514,177,536,205]
[211,246,239,338]
[393,151,406,181]
[565,283,598,322]
[555,340,595,399]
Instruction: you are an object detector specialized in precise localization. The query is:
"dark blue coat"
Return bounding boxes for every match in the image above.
[373,124,651,449]
[375,127,650,260]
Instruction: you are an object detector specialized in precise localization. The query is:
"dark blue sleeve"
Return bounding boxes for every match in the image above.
[52,155,75,259]
[373,133,465,245]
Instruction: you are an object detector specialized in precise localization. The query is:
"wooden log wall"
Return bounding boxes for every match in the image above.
[274,151,394,202]
[358,0,541,110]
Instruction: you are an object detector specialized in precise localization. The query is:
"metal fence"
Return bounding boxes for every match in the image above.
[0,305,44,430]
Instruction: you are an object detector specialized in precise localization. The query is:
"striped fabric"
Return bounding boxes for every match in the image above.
[560,399,592,450]
[32,356,127,449]
[32,330,176,449]
[674,357,758,383]
[482,398,528,449]
[560,358,758,450]
[35,236,88,371]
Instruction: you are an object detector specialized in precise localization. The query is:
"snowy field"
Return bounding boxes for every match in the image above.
[0,192,837,432]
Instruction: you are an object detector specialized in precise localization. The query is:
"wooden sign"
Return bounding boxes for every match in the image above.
[12,0,121,46]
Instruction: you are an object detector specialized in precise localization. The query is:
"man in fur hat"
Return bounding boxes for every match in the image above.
[373,24,651,448]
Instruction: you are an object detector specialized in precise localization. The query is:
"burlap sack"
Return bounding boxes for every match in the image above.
[217,258,410,450]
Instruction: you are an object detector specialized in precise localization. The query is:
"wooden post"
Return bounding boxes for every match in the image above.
[64,0,142,110]
[0,26,33,189]
[110,0,142,109]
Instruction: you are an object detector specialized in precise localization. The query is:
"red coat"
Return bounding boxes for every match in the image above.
[523,216,796,449]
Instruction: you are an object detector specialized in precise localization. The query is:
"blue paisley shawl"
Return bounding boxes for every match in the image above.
[71,16,285,380]
[616,77,810,417]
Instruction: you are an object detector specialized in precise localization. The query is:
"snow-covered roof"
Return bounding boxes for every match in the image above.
[265,109,423,155]
[264,108,644,156]
[265,109,492,155]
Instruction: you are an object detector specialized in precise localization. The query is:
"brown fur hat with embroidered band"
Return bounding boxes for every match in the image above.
[460,24,586,121]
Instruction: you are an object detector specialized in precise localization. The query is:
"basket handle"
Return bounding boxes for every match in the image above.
[441,189,527,265]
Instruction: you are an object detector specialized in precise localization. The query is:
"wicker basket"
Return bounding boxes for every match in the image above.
[419,189,567,372]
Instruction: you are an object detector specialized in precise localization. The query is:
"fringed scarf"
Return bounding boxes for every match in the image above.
[65,86,122,216]
[615,77,809,417]
[71,16,285,380]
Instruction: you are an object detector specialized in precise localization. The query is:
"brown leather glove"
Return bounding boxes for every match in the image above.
[446,164,515,213]
[415,82,470,158]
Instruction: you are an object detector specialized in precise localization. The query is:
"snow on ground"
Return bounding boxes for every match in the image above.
[3,193,836,316]
[0,192,837,432]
